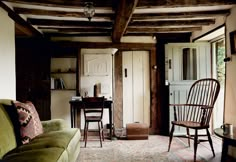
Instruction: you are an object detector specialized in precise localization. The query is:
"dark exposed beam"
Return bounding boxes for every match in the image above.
[112,0,139,43]
[28,18,113,27]
[15,23,35,36]
[126,27,202,33]
[137,0,236,8]
[2,0,113,8]
[0,2,42,36]
[132,10,230,21]
[14,7,114,19]
[129,19,215,27]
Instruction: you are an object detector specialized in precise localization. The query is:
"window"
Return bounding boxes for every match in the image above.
[182,48,197,80]
[215,39,225,86]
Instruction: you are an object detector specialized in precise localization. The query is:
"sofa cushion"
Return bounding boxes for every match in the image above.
[3,147,68,162]
[9,128,80,152]
[4,128,80,162]
[13,101,43,144]
[25,101,43,134]
[41,119,69,133]
[0,99,17,159]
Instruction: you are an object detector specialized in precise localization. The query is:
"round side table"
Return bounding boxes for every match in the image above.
[214,127,236,162]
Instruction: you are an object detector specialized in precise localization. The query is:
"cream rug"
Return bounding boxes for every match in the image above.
[77,135,208,162]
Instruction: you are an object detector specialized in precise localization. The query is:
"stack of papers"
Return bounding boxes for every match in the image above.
[71,96,82,101]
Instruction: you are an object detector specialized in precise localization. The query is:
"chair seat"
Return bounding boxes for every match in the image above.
[172,121,209,129]
[85,116,102,122]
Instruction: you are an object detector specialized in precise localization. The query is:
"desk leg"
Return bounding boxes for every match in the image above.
[109,107,112,140]
[221,139,229,162]
[70,105,73,128]
[74,107,76,128]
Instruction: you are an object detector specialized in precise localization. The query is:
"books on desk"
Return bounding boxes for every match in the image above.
[71,96,82,101]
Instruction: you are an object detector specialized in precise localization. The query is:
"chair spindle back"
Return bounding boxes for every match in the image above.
[174,78,220,126]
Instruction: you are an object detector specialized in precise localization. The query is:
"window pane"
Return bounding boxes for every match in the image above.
[182,48,197,80]
[216,39,225,86]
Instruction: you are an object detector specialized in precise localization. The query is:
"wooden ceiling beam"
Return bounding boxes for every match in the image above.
[0,2,42,36]
[137,0,236,7]
[15,23,36,36]
[112,0,139,43]
[126,27,202,33]
[129,19,215,27]
[14,7,114,19]
[132,10,230,20]
[3,0,113,8]
[27,18,113,27]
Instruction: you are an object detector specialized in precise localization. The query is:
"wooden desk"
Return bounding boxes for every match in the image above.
[69,100,113,139]
[214,127,236,162]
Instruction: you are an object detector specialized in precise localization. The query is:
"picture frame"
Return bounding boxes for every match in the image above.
[230,30,236,54]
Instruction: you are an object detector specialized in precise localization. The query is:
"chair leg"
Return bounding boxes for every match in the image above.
[101,121,104,141]
[168,124,175,152]
[98,121,102,147]
[193,129,198,162]
[186,128,190,147]
[206,128,215,157]
[85,122,89,148]
[83,122,87,141]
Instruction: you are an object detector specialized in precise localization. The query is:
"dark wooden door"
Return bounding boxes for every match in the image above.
[15,38,51,120]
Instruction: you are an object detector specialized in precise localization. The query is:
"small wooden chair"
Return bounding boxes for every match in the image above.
[168,78,220,162]
[82,97,105,147]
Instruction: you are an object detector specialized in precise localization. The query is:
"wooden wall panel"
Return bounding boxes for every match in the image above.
[149,48,158,134]
[114,51,123,128]
[15,38,51,120]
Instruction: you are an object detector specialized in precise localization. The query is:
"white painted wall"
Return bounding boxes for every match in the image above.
[50,58,77,126]
[224,6,236,158]
[51,36,112,42]
[191,16,225,41]
[51,91,76,126]
[224,6,236,125]
[121,36,156,43]
[51,36,156,43]
[0,8,16,99]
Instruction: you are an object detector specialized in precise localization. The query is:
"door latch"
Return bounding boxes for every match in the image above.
[168,59,172,69]
[125,68,127,77]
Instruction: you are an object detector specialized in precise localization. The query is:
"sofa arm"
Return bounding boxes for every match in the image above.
[41,119,69,133]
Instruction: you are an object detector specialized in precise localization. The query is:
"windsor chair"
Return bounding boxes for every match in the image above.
[82,96,105,147]
[168,78,220,161]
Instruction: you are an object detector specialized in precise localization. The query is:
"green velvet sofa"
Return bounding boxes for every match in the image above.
[0,99,81,162]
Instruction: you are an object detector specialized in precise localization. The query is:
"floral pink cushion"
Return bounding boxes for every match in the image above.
[13,101,43,144]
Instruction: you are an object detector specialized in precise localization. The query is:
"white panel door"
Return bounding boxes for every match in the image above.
[166,43,211,135]
[123,51,134,125]
[169,81,194,135]
[122,51,150,127]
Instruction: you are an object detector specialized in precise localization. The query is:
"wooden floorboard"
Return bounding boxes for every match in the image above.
[178,135,222,162]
